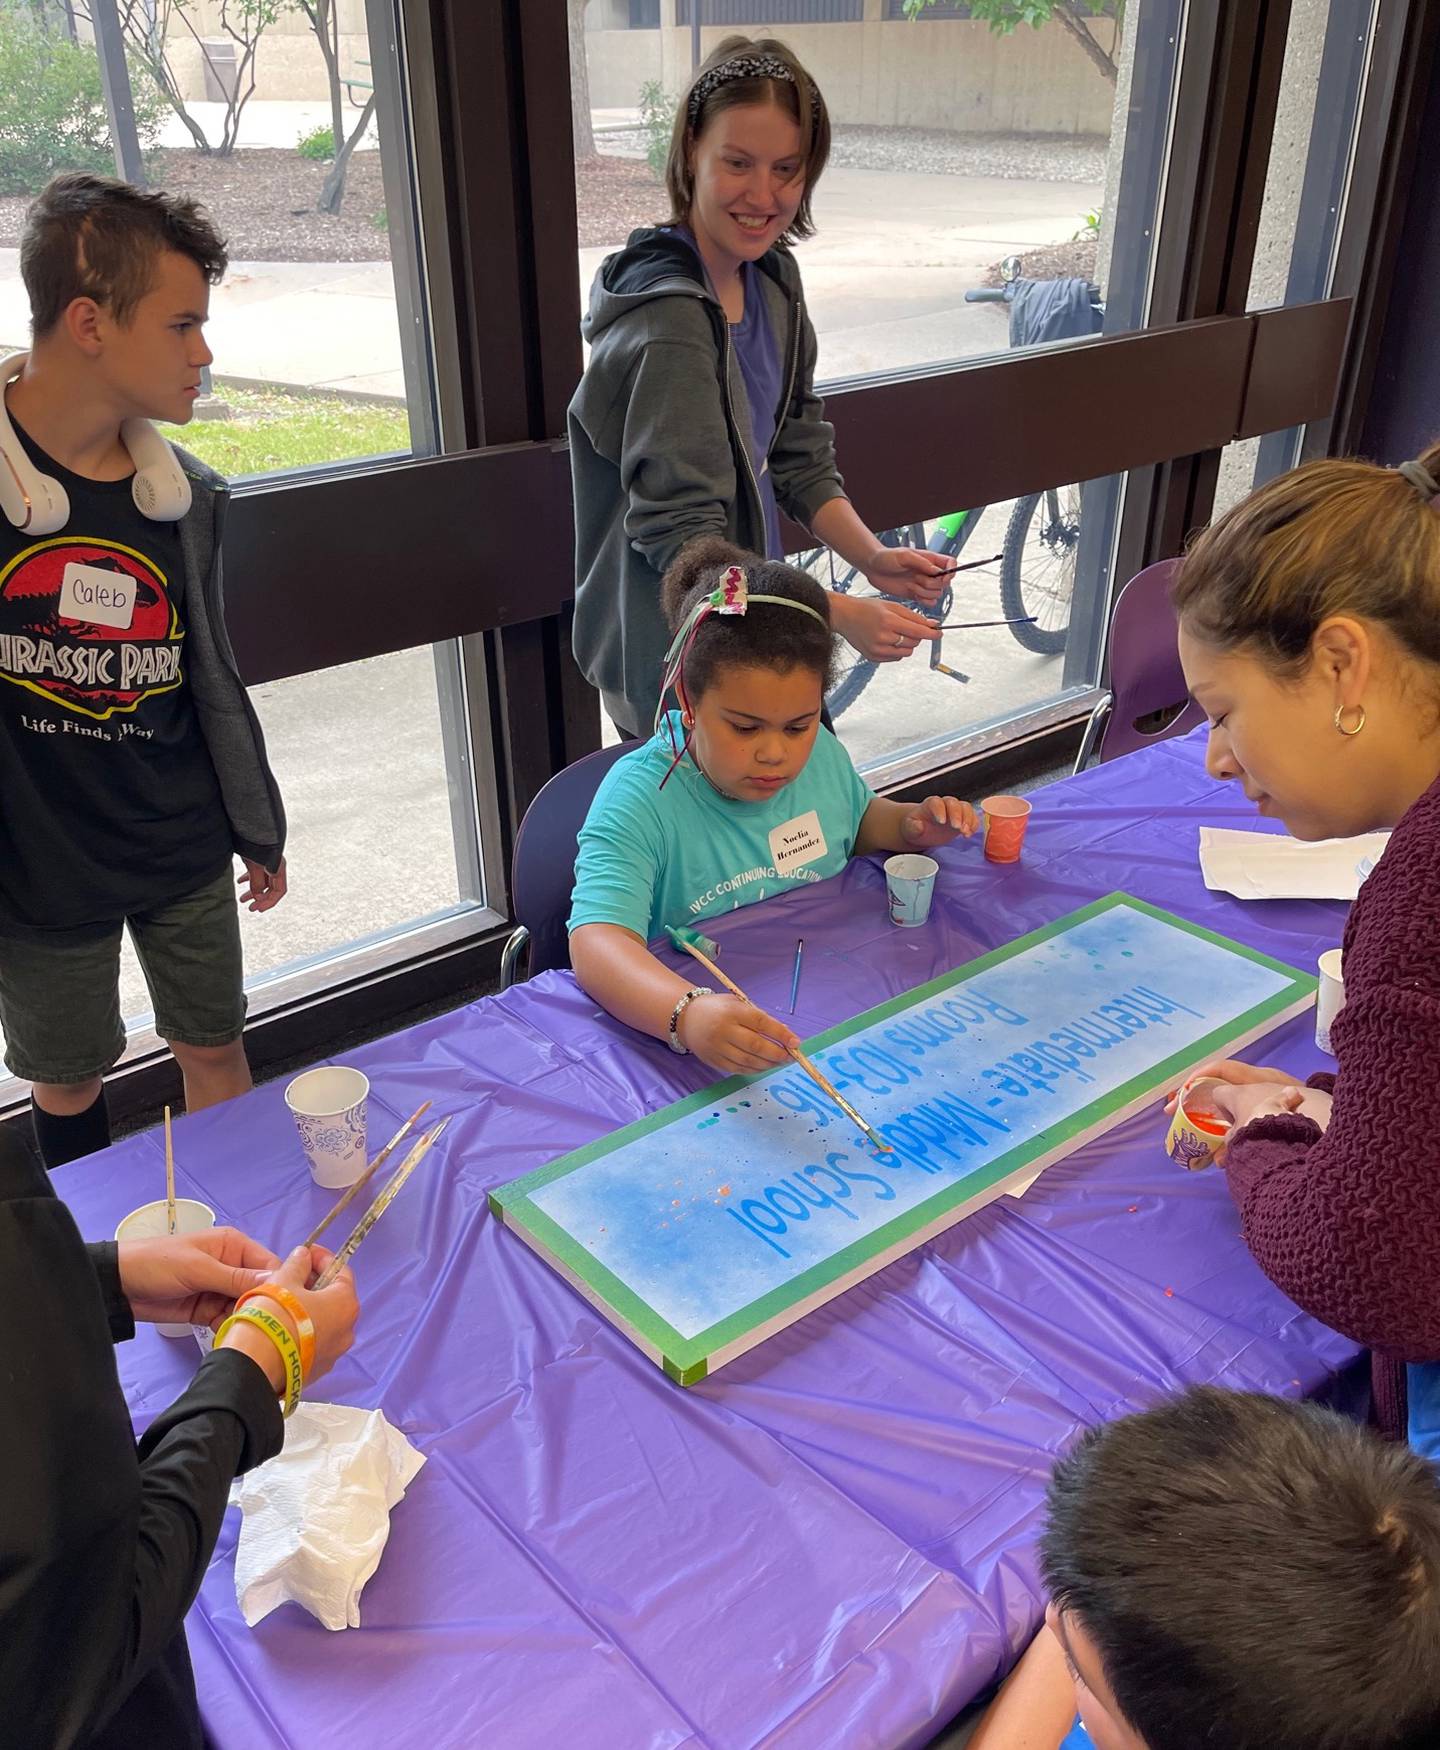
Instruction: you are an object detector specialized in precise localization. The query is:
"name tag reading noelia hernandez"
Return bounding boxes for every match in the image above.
[58,561,138,631]
[769,809,828,877]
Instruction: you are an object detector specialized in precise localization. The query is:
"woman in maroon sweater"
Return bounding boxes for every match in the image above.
[1171,443,1440,1445]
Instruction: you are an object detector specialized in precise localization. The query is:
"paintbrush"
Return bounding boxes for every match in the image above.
[788,938,804,1014]
[666,926,891,1151]
[927,551,1004,578]
[938,616,1037,630]
[312,1117,450,1288]
[304,1099,433,1247]
[164,1105,176,1234]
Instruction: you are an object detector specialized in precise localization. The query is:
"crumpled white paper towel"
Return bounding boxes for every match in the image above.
[229,1402,426,1630]
[1197,827,1389,901]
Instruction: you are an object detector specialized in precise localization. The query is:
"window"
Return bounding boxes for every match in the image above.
[0,0,435,476]
[573,1,1184,776]
[0,0,505,1098]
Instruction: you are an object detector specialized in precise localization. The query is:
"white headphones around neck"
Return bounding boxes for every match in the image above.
[0,351,192,534]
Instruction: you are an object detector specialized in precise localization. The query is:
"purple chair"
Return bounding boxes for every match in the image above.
[1073,558,1203,771]
[499,739,635,988]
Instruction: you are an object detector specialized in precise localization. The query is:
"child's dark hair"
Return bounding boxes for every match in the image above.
[1174,441,1440,678]
[661,537,835,701]
[22,172,228,338]
[665,35,831,245]
[1041,1387,1440,1750]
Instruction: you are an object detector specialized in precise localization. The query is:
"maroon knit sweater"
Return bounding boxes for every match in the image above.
[1224,769,1440,1441]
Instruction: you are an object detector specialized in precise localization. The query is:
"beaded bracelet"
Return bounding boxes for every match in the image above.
[216,1305,304,1418]
[235,1282,316,1380]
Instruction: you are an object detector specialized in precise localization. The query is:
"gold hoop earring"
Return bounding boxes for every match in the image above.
[1334,704,1366,737]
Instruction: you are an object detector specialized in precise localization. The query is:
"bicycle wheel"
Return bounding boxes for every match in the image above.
[999,486,1079,655]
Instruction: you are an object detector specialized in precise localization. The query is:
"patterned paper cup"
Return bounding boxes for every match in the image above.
[1165,1076,1230,1170]
[116,1196,216,1342]
[285,1066,369,1188]
[884,853,940,927]
[980,794,1032,864]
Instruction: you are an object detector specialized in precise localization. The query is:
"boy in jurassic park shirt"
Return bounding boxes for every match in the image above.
[0,174,286,1168]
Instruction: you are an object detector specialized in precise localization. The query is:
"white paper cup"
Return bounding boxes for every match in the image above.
[115,1197,216,1342]
[285,1066,369,1187]
[1316,948,1344,1055]
[884,853,940,927]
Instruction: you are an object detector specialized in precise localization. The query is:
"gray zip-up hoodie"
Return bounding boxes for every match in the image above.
[569,228,846,738]
[172,446,286,870]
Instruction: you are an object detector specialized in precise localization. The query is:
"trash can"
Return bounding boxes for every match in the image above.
[200,38,238,103]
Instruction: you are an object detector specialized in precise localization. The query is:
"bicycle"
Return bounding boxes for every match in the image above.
[797,263,1100,722]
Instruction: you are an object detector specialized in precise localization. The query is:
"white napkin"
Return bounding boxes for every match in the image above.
[229,1402,426,1631]
[1197,827,1389,901]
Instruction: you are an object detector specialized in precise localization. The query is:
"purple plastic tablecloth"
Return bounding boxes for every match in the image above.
[55,728,1364,1750]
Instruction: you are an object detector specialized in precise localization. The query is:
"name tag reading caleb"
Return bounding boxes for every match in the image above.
[769,809,828,877]
[58,562,137,631]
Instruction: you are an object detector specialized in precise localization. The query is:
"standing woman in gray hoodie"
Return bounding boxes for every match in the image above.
[569,34,950,740]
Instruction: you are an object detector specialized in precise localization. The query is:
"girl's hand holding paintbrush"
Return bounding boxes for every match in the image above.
[571,921,798,1077]
[681,993,799,1077]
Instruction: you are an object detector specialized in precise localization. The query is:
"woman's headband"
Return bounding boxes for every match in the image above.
[687,53,821,128]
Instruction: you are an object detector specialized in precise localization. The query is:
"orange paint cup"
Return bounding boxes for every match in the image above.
[981,794,1032,864]
[1165,1076,1230,1170]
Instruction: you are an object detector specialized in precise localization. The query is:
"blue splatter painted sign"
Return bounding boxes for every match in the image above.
[490,895,1315,1383]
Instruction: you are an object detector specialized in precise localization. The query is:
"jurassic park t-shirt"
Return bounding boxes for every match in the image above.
[0,418,233,936]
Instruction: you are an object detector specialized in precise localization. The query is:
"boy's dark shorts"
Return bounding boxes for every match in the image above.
[0,869,246,1084]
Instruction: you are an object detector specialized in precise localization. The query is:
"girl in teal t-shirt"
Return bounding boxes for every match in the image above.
[569,537,978,1078]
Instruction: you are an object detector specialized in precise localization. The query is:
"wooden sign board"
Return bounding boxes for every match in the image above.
[490,895,1315,1384]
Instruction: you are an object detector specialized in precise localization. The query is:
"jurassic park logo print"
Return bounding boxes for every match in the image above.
[0,536,182,721]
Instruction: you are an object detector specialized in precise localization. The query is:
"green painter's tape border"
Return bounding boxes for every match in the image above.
[489,893,1315,1380]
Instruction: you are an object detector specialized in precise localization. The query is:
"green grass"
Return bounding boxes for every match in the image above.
[160,385,411,479]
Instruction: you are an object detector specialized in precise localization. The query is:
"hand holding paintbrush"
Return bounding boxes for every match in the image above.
[666,926,891,1151]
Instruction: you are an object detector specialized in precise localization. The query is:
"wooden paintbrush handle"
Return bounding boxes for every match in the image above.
[678,936,889,1148]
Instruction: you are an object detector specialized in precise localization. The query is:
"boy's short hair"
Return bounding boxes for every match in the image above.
[21,172,227,338]
[1041,1387,1440,1750]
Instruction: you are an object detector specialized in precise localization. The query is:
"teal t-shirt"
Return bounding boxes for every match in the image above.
[568,712,874,944]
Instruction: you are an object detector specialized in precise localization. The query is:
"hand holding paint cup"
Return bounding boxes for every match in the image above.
[1164,1076,1231,1170]
[115,1197,218,1341]
[885,853,939,927]
[1316,948,1344,1054]
[980,794,1032,864]
[285,1065,369,1188]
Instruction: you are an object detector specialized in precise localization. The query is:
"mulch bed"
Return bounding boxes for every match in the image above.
[0,147,1095,278]
[0,147,667,259]
[0,147,391,262]
[577,153,668,249]
[981,237,1098,288]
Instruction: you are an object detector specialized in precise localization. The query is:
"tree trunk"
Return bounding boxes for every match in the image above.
[1056,1,1117,84]
[319,0,345,158]
[570,0,594,159]
[319,93,376,214]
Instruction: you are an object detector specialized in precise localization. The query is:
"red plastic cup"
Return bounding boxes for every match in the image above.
[981,794,1032,864]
